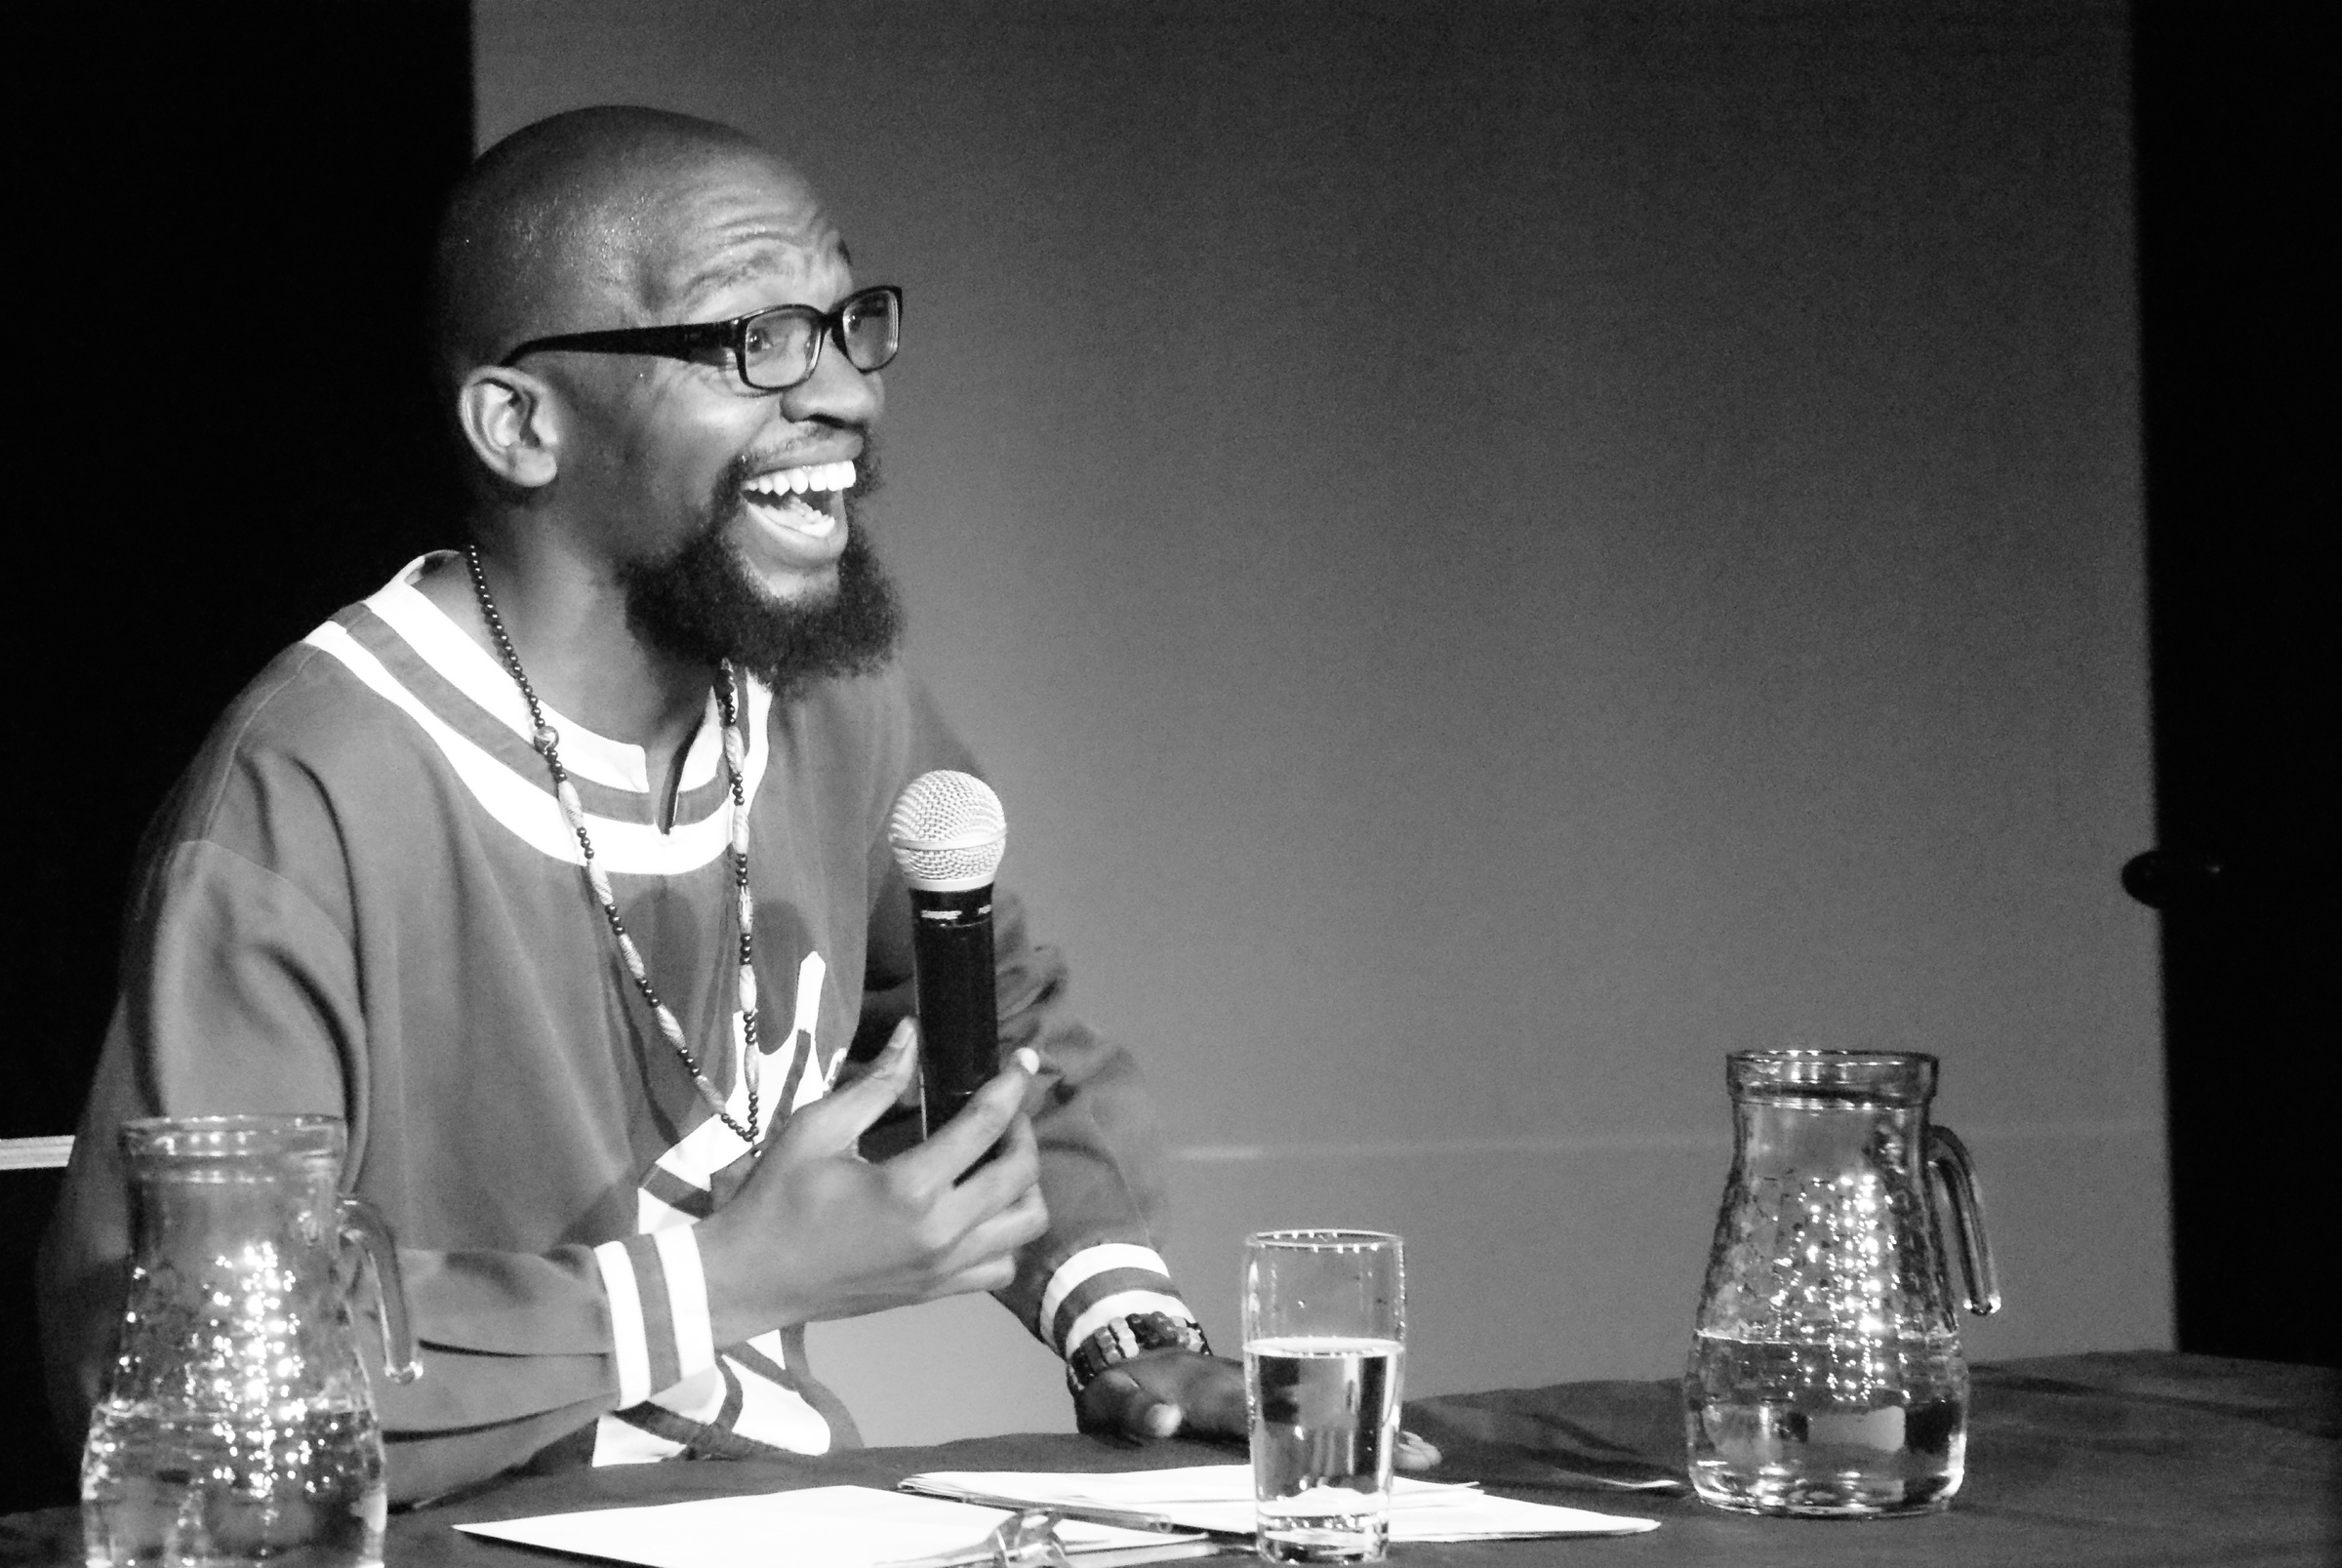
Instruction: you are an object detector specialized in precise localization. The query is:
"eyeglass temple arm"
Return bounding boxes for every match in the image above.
[498,322,729,367]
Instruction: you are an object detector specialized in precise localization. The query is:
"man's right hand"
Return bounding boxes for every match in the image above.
[695,1020,1049,1347]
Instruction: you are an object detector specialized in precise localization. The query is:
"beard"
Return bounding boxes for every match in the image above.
[618,440,904,702]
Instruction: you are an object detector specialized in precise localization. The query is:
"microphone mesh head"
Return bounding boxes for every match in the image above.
[887,770,1007,891]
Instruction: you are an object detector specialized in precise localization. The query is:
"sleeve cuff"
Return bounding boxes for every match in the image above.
[1038,1243,1191,1356]
[592,1227,716,1409]
[1040,1243,1210,1393]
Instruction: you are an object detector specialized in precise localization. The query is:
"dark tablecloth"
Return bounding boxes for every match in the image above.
[8,1352,2334,1566]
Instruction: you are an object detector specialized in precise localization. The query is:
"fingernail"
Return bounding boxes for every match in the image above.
[890,1018,918,1056]
[1014,1046,1040,1073]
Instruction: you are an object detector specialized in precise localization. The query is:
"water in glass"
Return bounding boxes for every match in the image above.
[1247,1336,1403,1560]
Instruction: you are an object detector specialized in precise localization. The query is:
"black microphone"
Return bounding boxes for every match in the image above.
[886,769,1008,1136]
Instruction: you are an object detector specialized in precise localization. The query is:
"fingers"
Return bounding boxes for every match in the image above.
[928,1183,1049,1295]
[779,1020,919,1156]
[1078,1365,1183,1440]
[969,1160,1044,1264]
[943,1108,1041,1211]
[1075,1350,1245,1444]
[1394,1429,1444,1472]
[907,1045,1039,1180]
[920,1117,1047,1275]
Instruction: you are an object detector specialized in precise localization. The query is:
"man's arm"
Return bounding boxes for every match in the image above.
[856,821,1244,1442]
[39,834,1046,1503]
[989,900,1247,1442]
[37,835,626,1499]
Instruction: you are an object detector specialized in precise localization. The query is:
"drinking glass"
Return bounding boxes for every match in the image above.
[1242,1230,1405,1564]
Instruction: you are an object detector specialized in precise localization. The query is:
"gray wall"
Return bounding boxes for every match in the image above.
[477,0,2162,1443]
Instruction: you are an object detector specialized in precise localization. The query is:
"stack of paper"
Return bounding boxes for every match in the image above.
[905,1465,1660,1540]
[457,1483,1217,1568]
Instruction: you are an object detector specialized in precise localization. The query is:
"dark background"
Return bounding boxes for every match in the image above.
[6,1,473,1511]
[16,0,474,1143]
[2128,4,2331,1366]
[2,0,2327,1516]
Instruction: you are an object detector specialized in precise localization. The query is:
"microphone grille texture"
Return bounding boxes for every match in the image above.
[887,770,1008,891]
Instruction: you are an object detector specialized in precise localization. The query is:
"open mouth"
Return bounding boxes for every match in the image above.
[742,459,856,539]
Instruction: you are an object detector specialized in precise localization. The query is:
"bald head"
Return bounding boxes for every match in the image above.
[430,106,829,389]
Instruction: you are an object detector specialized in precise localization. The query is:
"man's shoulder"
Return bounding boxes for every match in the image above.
[197,603,445,776]
[162,560,500,840]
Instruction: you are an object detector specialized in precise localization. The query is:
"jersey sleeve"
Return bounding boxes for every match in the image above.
[992,894,1203,1367]
[37,832,694,1505]
[856,679,1205,1373]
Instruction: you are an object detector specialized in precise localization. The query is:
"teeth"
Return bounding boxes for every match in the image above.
[746,460,856,501]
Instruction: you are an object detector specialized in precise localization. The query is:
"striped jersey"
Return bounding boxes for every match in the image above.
[44,554,1195,1501]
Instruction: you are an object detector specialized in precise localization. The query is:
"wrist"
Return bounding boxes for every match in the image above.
[1036,1242,1206,1392]
[1064,1311,1213,1395]
[693,1206,814,1348]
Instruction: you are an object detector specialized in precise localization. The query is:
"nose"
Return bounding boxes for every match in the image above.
[779,337,883,428]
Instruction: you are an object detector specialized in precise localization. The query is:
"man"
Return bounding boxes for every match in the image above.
[39,105,1240,1501]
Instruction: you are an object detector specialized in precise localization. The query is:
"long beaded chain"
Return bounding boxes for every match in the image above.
[464,545,763,1146]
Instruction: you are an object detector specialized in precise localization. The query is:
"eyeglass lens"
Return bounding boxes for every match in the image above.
[742,291,899,388]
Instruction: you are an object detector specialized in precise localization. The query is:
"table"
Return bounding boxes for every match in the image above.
[7,1352,2333,1566]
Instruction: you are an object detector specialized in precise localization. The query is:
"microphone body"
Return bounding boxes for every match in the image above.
[909,885,997,1132]
[887,771,1009,1139]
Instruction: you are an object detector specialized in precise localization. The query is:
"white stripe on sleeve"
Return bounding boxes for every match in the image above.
[593,1239,654,1408]
[654,1226,716,1382]
[1060,1290,1196,1365]
[1039,1243,1172,1340]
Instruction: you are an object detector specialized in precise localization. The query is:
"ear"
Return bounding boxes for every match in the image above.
[456,367,561,488]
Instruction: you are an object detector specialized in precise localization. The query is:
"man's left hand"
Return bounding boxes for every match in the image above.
[1074,1348,1244,1443]
[1073,1347,1443,1471]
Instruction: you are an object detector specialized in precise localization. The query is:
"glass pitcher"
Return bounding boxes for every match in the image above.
[1682,1051,1999,1517]
[81,1115,422,1568]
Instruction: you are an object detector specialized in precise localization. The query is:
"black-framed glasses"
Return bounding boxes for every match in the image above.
[499,284,902,391]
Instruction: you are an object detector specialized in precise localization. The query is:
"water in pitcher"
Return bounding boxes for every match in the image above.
[1684,1329,1967,1516]
[1684,1052,1999,1517]
[81,1398,387,1568]
[85,1117,418,1568]
[1246,1336,1403,1562]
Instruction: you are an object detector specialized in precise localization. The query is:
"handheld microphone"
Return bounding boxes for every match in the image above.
[886,769,1008,1136]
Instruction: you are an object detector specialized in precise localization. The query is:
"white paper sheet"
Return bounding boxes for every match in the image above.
[906,1466,1660,1540]
[457,1482,1207,1568]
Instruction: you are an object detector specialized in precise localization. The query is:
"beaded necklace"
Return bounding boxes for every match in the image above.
[464,544,763,1146]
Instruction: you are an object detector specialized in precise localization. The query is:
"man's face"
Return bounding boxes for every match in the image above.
[543,150,901,687]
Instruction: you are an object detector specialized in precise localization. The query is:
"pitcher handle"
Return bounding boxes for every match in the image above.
[1926,1124,2002,1316]
[340,1195,424,1385]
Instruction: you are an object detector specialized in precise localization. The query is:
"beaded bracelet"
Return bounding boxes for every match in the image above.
[1064,1310,1213,1394]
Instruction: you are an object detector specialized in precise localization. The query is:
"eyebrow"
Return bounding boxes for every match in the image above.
[669,239,855,315]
